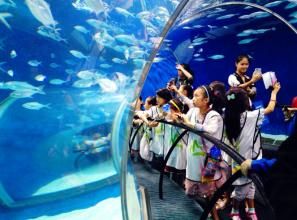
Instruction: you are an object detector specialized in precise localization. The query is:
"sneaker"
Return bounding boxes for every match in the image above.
[246,212,258,220]
[229,213,241,220]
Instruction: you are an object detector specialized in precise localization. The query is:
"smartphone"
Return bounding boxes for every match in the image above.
[254,68,262,74]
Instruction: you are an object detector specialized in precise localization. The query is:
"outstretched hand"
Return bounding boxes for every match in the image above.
[272,82,281,93]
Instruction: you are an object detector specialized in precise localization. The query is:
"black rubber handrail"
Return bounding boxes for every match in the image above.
[129,123,144,152]
[159,129,188,199]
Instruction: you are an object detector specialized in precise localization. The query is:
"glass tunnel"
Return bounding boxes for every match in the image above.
[0,0,296,219]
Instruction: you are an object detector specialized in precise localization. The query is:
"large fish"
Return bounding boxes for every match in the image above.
[73,0,107,16]
[2,81,45,94]
[25,0,57,27]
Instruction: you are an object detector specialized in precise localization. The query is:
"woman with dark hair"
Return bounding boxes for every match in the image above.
[177,85,224,220]
[224,82,281,220]
[228,55,262,101]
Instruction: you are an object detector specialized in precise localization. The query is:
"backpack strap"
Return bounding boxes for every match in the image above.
[252,109,262,159]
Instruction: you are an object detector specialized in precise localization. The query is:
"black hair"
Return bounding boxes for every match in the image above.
[224,88,250,144]
[147,96,157,106]
[235,54,250,64]
[181,85,193,99]
[209,81,226,115]
[169,98,184,113]
[156,88,172,103]
[198,85,213,105]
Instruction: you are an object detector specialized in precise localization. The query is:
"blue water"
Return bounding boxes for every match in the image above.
[0,0,297,219]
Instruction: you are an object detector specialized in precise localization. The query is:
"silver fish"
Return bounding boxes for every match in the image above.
[194,58,205,62]
[264,1,282,8]
[74,25,89,34]
[238,38,257,44]
[22,102,50,110]
[28,60,42,67]
[286,2,297,9]
[239,11,270,19]
[10,50,17,59]
[69,50,87,59]
[49,79,66,85]
[3,81,44,94]
[93,30,115,47]
[25,0,57,27]
[115,7,134,17]
[115,34,137,46]
[35,74,46,82]
[7,69,13,77]
[73,79,94,88]
[99,64,112,69]
[77,70,97,80]
[112,58,127,64]
[208,55,224,60]
[10,89,44,98]
[216,14,237,20]
[72,0,107,16]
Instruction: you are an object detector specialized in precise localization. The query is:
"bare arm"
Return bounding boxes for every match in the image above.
[168,84,194,108]
[264,82,281,115]
[177,64,193,80]
[238,72,261,89]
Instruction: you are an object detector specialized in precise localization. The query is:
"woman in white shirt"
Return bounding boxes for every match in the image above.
[228,55,262,101]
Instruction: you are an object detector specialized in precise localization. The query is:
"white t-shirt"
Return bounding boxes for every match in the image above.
[224,108,265,185]
[164,123,187,170]
[228,74,241,87]
[231,108,265,159]
[186,108,224,181]
[145,106,166,155]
